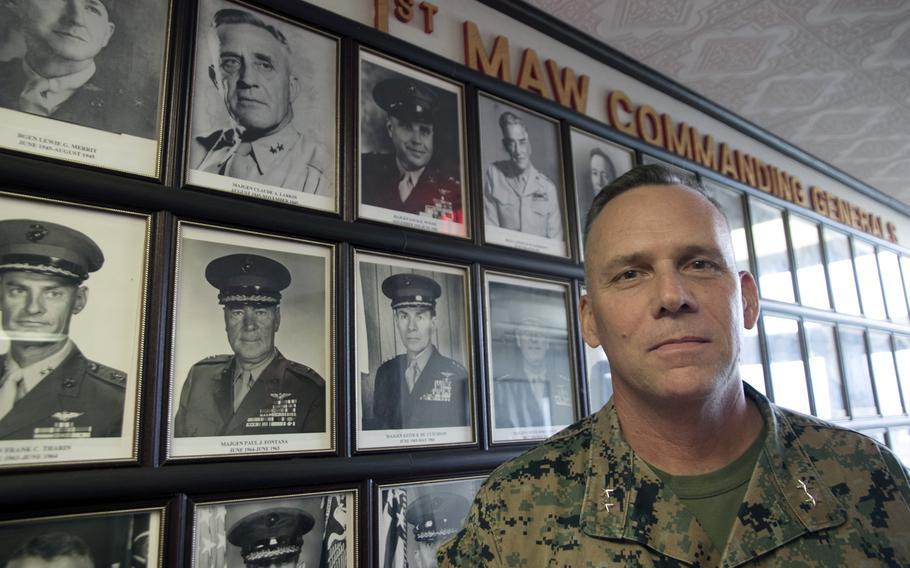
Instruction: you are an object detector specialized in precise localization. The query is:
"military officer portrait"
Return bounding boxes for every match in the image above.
[569,129,634,260]
[0,219,129,442]
[485,274,576,441]
[379,477,484,568]
[358,51,467,236]
[173,252,327,440]
[193,492,353,568]
[479,95,567,255]
[0,0,167,139]
[187,0,337,207]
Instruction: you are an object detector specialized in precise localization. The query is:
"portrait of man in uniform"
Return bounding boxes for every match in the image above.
[0,0,164,139]
[356,253,473,448]
[485,273,576,441]
[0,219,126,441]
[358,51,468,236]
[569,129,634,261]
[366,273,469,431]
[478,95,567,256]
[173,253,326,438]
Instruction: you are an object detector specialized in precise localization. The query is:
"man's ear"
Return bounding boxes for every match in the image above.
[72,286,88,316]
[579,294,602,348]
[208,64,219,90]
[288,74,300,103]
[739,271,760,329]
[274,307,281,332]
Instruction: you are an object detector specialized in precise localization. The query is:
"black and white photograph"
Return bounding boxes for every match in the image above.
[0,193,150,468]
[193,489,356,568]
[484,271,577,443]
[569,129,634,259]
[478,94,568,258]
[168,222,334,459]
[354,251,474,451]
[357,50,469,238]
[185,0,339,213]
[0,0,170,177]
[580,285,613,413]
[377,476,485,568]
[0,507,163,568]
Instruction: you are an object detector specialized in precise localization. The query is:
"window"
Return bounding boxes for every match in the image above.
[789,215,831,310]
[750,200,795,303]
[804,321,846,420]
[868,332,903,416]
[853,240,887,320]
[703,180,751,274]
[839,326,877,417]
[763,315,810,414]
[823,228,861,315]
[879,249,910,324]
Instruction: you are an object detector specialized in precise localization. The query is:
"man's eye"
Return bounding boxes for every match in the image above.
[617,270,639,281]
[690,259,717,270]
[220,58,240,74]
[255,61,274,72]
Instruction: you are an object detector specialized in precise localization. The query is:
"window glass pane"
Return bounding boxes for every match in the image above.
[839,326,877,417]
[804,321,846,420]
[853,240,887,320]
[823,229,861,315]
[863,429,887,445]
[889,427,910,467]
[868,332,903,416]
[879,250,909,324]
[703,180,751,274]
[750,201,795,302]
[585,344,612,413]
[902,256,910,312]
[741,325,765,395]
[896,335,910,413]
[763,315,810,414]
[788,215,830,310]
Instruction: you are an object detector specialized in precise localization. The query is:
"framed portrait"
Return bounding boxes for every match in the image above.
[184,0,340,213]
[569,128,634,260]
[0,0,172,177]
[579,285,613,414]
[357,49,469,238]
[483,271,578,443]
[354,250,475,451]
[478,93,569,258]
[191,488,358,568]
[167,221,334,460]
[376,475,485,568]
[0,506,165,567]
[0,192,151,468]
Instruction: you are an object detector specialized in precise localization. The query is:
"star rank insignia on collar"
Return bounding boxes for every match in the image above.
[269,143,284,154]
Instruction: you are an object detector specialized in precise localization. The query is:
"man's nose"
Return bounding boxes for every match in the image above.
[242,309,258,329]
[653,269,697,317]
[64,0,87,23]
[25,293,45,315]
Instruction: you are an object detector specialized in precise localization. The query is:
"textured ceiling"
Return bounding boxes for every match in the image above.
[522,0,910,209]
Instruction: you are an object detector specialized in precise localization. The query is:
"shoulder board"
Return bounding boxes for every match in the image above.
[444,358,468,372]
[85,360,128,388]
[286,360,318,377]
[197,354,233,365]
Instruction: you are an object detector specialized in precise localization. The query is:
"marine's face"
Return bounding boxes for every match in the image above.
[16,0,114,63]
[502,123,531,171]
[589,154,612,192]
[516,327,548,365]
[395,307,435,356]
[387,115,434,171]
[216,22,296,133]
[0,271,85,343]
[411,540,440,568]
[224,304,280,365]
[580,184,759,403]
[6,555,92,568]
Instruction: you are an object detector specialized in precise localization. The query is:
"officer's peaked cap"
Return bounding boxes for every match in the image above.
[382,273,441,310]
[0,219,103,283]
[373,76,439,124]
[205,253,291,306]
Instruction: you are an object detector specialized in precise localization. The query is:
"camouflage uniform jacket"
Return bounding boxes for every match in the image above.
[438,385,910,567]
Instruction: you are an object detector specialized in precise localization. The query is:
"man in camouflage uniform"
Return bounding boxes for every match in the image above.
[439,165,910,566]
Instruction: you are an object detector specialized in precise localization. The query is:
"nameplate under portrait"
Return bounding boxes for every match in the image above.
[376,475,486,568]
[0,505,164,568]
[191,488,357,568]
[354,251,475,451]
[0,192,151,469]
[569,128,634,261]
[478,93,570,258]
[184,0,339,213]
[483,271,578,443]
[167,221,335,460]
[357,49,470,239]
[0,0,172,177]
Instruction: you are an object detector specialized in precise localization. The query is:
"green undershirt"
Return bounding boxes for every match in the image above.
[648,423,767,550]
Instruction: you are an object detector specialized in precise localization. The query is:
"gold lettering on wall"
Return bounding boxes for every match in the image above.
[516,48,550,98]
[546,60,589,113]
[463,21,511,82]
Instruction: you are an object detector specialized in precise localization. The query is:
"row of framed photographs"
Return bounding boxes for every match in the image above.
[0,0,635,260]
[0,190,613,469]
[0,474,486,567]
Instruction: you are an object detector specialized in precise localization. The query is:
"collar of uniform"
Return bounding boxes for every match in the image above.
[233,349,278,385]
[2,339,75,395]
[721,385,846,566]
[579,399,719,565]
[395,158,426,186]
[406,344,435,377]
[247,125,301,175]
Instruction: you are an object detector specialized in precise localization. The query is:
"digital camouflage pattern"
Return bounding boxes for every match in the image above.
[438,385,910,567]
